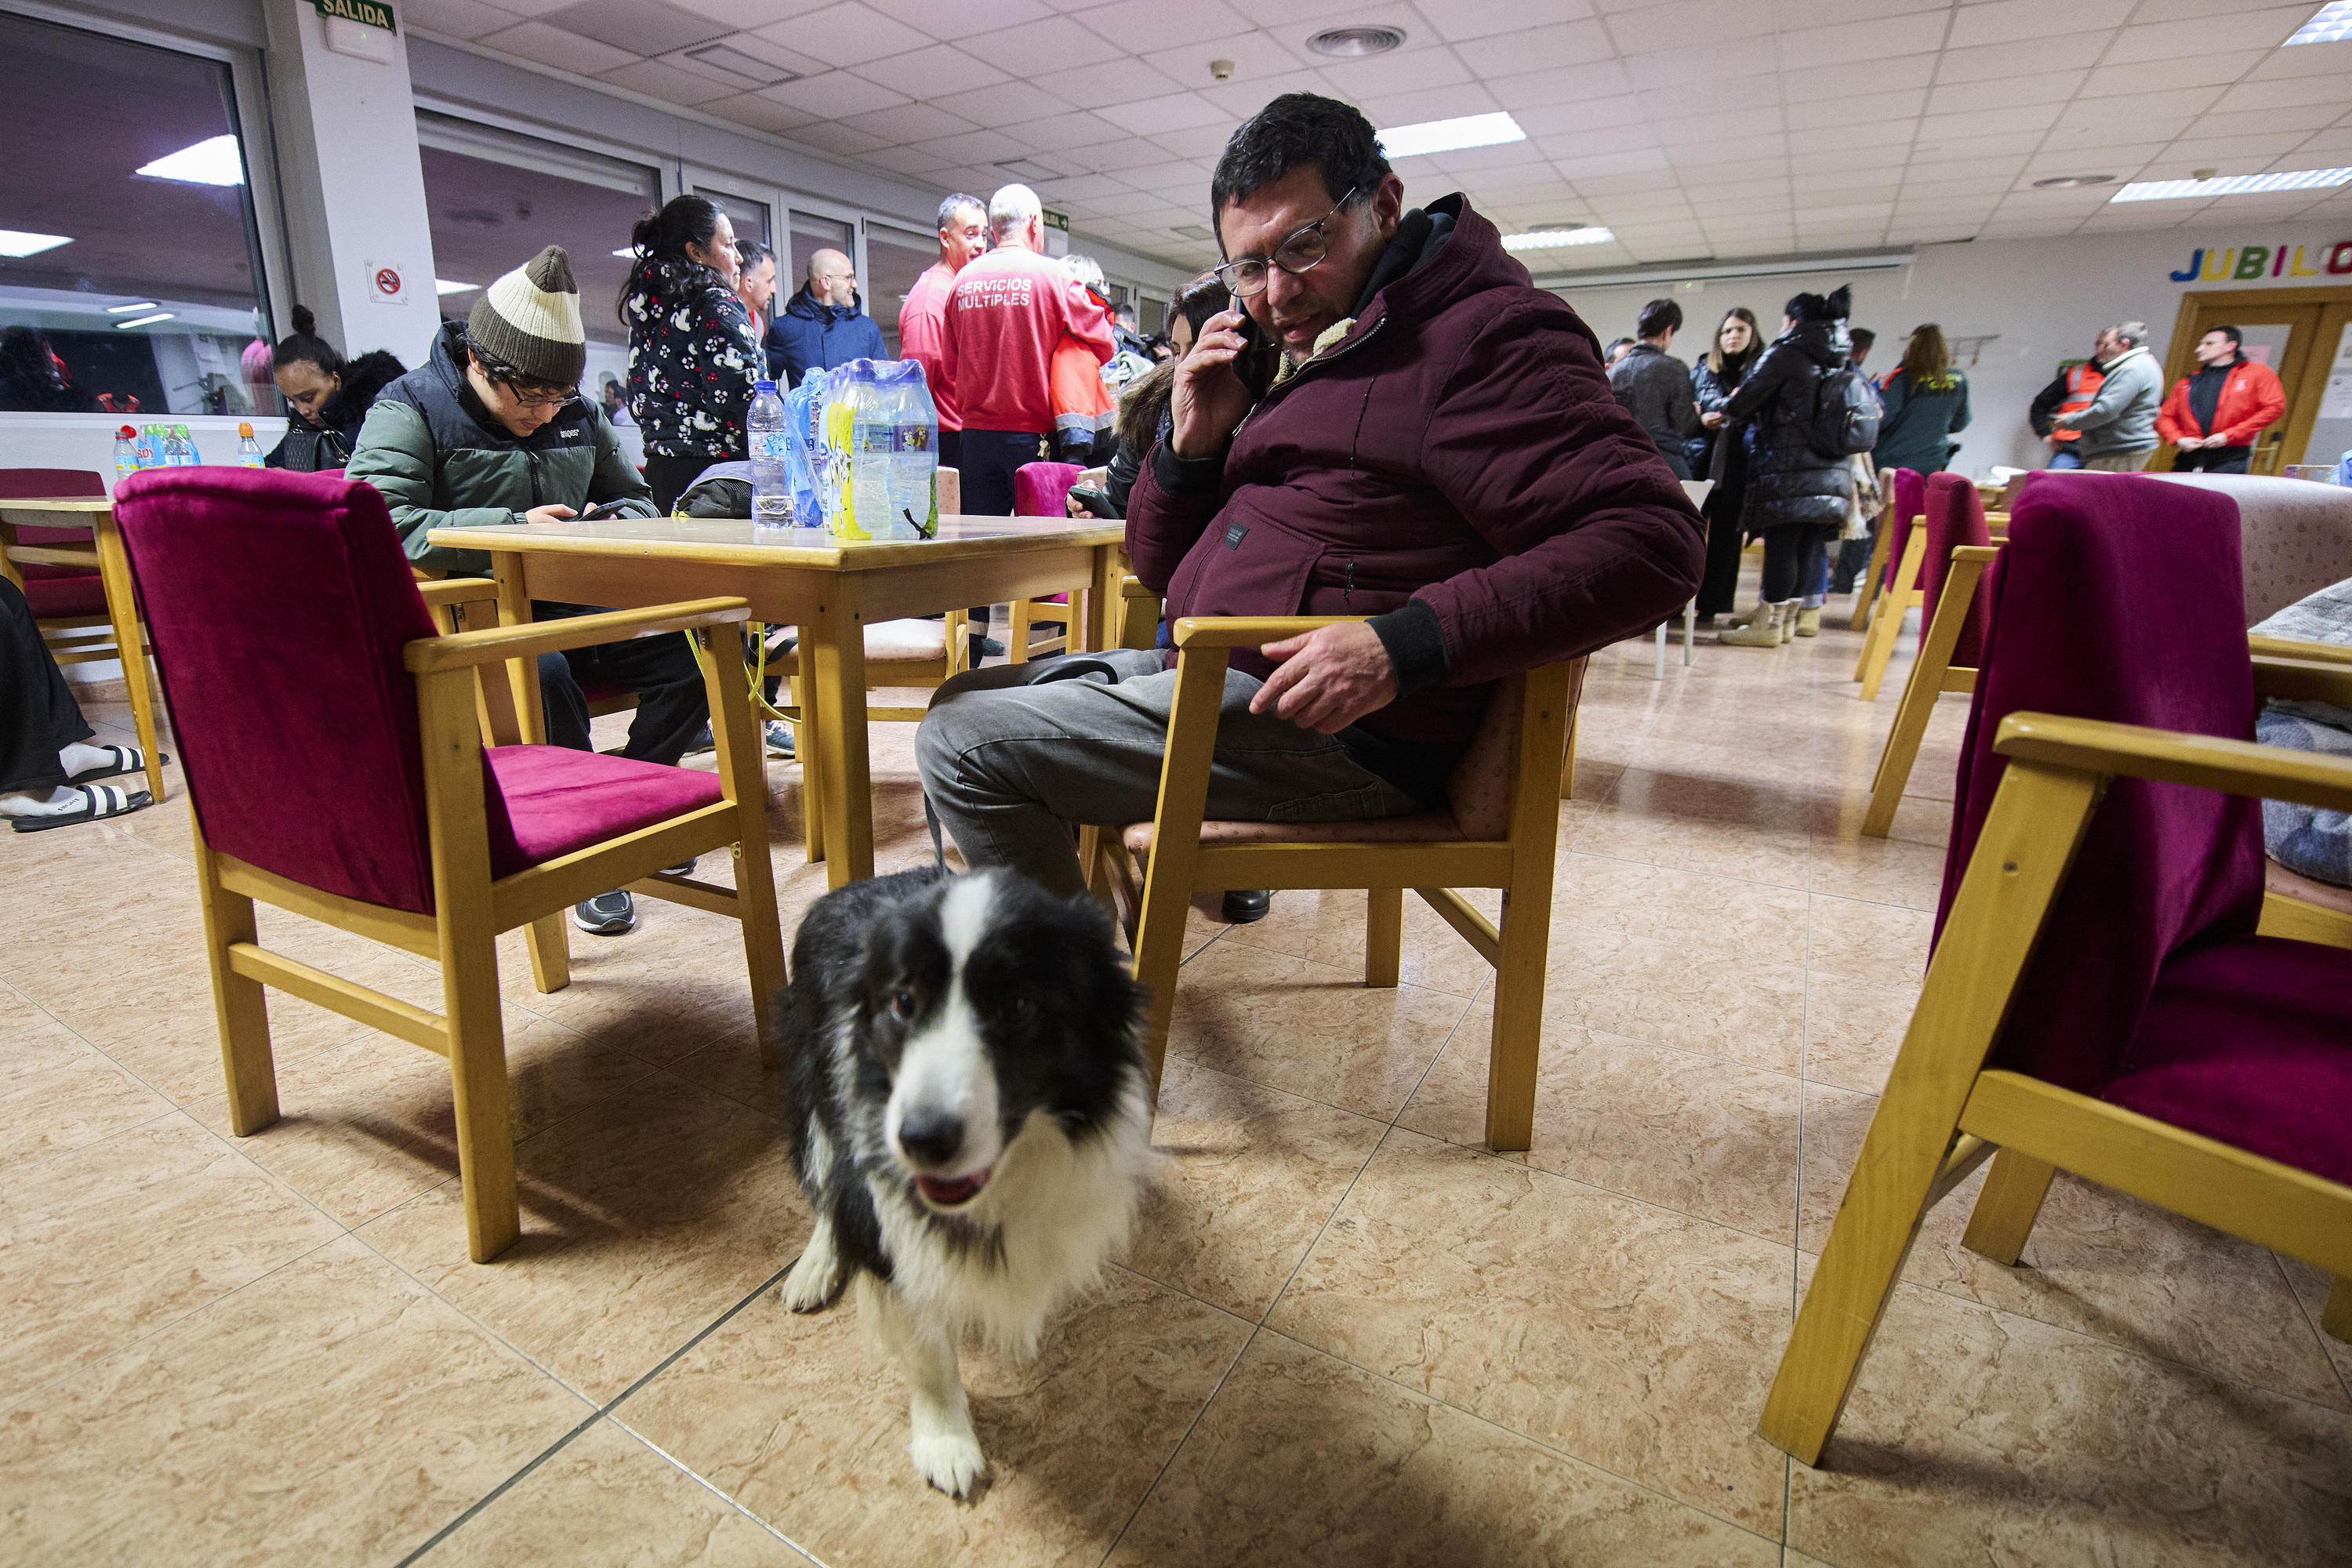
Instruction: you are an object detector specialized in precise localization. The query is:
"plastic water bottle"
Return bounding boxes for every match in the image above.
[159,424,189,466]
[885,360,939,538]
[135,424,162,470]
[174,423,202,465]
[236,423,264,468]
[748,379,789,529]
[113,426,138,486]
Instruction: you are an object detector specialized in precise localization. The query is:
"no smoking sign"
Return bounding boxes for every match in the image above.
[363,259,411,305]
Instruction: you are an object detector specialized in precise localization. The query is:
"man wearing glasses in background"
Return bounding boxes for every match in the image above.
[349,245,706,938]
[920,94,1701,907]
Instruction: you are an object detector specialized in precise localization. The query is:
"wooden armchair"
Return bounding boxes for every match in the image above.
[1087,615,1584,1150]
[1762,474,2352,1466]
[1848,466,1922,637]
[1862,474,1998,836]
[114,468,786,1264]
[1852,470,1930,700]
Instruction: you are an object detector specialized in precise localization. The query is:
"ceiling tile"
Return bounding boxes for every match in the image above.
[838,100,978,144]
[478,20,637,74]
[662,33,829,86]
[1511,95,1648,137]
[1657,107,1780,144]
[1068,136,1182,172]
[1097,93,1232,136]
[402,0,529,41]
[878,0,1054,40]
[1786,89,1926,130]
[1780,51,1936,100]
[1029,55,1189,111]
[1486,59,1638,109]
[1917,103,2065,141]
[1789,122,1916,154]
[1177,46,1342,101]
[751,2,935,68]
[754,67,910,119]
[788,120,894,157]
[1532,123,1662,161]
[1151,122,1242,158]
[1308,45,1470,99]
[2075,51,2268,97]
[1947,0,2136,49]
[536,0,733,54]
[706,92,820,134]
[856,143,958,177]
[1777,9,1951,71]
[1601,0,1770,54]
[2105,5,2318,63]
[1550,146,1674,179]
[1353,82,1504,129]
[1932,31,2111,84]
[909,126,1035,165]
[1000,110,1128,149]
[597,58,740,105]
[670,0,836,24]
[851,45,1012,99]
[2242,37,2352,78]
[1926,70,2089,115]
[1622,42,1759,91]
[2198,103,2348,139]
[931,80,1068,125]
[2212,74,2352,114]
[956,16,1129,74]
[1078,0,1252,53]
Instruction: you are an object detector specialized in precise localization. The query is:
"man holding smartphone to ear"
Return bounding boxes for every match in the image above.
[350,246,709,938]
[920,94,1701,905]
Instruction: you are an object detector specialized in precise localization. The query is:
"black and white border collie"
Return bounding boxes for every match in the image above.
[776,865,1154,1497]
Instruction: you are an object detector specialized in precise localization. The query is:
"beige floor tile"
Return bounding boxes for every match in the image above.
[2277,1254,2352,1397]
[1542,920,1809,1076]
[1401,1013,1803,1241]
[1562,804,1814,891]
[1126,1057,1388,1319]
[1808,833,1946,912]
[662,1025,781,1117]
[615,1265,1253,1566]
[1551,855,1810,968]
[1220,885,1500,998]
[0,1234,589,1565]
[1164,939,1472,1120]
[1267,1130,1796,1534]
[360,1071,808,1402]
[1786,1272,2352,1568]
[1799,1083,2349,1410]
[1106,1329,1783,1568]
[1805,893,1932,987]
[1802,969,1918,1094]
[0,1112,343,1411]
[183,1010,663,1229]
[502,917,764,1063]
[0,989,174,1174]
[426,1419,816,1566]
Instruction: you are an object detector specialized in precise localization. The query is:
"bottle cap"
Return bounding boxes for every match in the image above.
[119,425,136,438]
[239,422,254,437]
[754,379,776,394]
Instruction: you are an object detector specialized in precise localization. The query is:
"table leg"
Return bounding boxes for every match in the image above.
[1085,543,1120,654]
[93,510,166,802]
[796,637,825,866]
[808,580,873,887]
[492,554,544,743]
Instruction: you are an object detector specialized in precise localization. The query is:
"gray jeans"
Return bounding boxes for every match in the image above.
[916,649,1425,898]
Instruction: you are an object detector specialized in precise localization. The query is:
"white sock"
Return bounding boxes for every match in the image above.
[1,786,79,817]
[59,741,115,776]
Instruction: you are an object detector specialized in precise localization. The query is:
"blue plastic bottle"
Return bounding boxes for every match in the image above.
[173,423,201,465]
[135,424,162,469]
[748,379,789,531]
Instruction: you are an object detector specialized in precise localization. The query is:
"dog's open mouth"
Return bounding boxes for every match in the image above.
[913,1169,991,1207]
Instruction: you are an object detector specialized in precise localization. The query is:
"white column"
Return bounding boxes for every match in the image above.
[263,2,438,367]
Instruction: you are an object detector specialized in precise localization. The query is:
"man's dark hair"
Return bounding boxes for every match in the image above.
[937,192,984,230]
[1604,336,1634,357]
[1849,327,1875,354]
[1636,298,1682,339]
[1209,93,1391,250]
[2209,323,2244,348]
[736,240,775,268]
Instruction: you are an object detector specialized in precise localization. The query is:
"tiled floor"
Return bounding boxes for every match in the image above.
[6,594,2349,1566]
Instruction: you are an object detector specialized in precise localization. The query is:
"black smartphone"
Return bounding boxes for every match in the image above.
[578,499,629,521]
[1067,485,1117,519]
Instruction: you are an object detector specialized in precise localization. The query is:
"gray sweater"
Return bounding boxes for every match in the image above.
[2056,344,2162,457]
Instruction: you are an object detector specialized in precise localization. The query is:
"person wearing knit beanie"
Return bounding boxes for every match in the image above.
[467,245,587,389]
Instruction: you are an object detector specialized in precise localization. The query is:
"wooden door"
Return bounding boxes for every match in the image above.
[2163,289,2352,472]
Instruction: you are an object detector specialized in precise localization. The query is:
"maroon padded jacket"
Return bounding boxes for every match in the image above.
[1127,194,1704,747]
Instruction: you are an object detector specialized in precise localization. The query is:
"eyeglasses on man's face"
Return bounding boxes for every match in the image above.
[1213,187,1359,298]
[494,380,573,409]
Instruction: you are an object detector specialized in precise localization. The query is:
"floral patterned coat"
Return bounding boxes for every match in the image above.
[624,266,762,460]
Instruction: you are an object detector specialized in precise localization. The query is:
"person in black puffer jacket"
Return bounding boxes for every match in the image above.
[1719,286,1853,640]
[263,306,406,471]
[620,194,763,513]
[1688,307,1760,622]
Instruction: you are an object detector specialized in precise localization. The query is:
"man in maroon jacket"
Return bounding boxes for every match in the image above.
[919,93,1702,902]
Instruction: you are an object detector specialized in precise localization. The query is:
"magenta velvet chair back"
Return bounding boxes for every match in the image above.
[1921,473,1993,668]
[1935,470,2263,1094]
[1014,461,1085,519]
[1882,467,1926,585]
[113,467,445,914]
[0,467,107,582]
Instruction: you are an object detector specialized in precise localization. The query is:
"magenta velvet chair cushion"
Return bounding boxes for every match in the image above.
[0,467,106,586]
[1014,461,1084,520]
[114,468,445,913]
[1936,471,2267,1095]
[1920,473,1993,669]
[2103,935,2352,1186]
[481,745,724,880]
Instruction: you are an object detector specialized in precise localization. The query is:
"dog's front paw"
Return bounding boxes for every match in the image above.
[909,1428,988,1498]
[781,1247,842,1313]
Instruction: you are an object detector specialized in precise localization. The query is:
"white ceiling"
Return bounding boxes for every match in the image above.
[402,0,2352,276]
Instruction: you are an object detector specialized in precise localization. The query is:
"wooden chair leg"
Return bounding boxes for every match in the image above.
[1485,889,1547,1151]
[1130,650,1228,1098]
[1854,532,1923,694]
[1008,598,1032,665]
[1366,887,1403,988]
[2325,1276,2351,1343]
[1863,649,1944,837]
[1959,1148,2058,1266]
[734,839,788,1069]
[94,513,168,801]
[194,826,278,1134]
[445,960,519,1263]
[1850,509,1893,630]
[523,913,570,993]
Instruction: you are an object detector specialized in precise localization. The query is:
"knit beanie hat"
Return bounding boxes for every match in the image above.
[467,245,586,386]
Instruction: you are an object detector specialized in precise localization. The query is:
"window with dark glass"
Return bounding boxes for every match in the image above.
[863,221,935,358]
[0,12,274,417]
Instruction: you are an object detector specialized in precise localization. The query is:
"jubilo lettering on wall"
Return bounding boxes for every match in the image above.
[2169,241,2352,282]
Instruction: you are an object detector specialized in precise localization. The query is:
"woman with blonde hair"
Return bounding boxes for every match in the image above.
[1871,322,1971,475]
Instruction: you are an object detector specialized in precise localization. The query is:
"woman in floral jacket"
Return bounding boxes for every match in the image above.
[622,194,763,513]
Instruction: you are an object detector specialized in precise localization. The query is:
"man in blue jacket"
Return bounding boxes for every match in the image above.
[768,248,885,386]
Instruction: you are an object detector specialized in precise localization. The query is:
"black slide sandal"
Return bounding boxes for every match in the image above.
[9,782,154,832]
[66,745,166,786]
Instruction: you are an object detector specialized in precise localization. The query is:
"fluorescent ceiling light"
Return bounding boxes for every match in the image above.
[136,133,245,186]
[1377,112,1525,159]
[1502,227,1614,250]
[112,312,175,329]
[0,230,72,257]
[2285,1,2352,44]
[105,299,160,312]
[434,278,479,295]
[2111,167,2352,201]
[1532,252,1911,290]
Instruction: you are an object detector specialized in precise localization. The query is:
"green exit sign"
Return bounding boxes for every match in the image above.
[313,0,396,31]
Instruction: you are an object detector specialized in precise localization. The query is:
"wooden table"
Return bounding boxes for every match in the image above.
[0,497,168,801]
[426,514,1128,888]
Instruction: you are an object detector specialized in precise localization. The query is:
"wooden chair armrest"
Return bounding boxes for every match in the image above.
[2253,655,2352,706]
[415,577,501,608]
[405,597,750,673]
[2251,633,2352,668]
[1995,712,2352,814]
[1171,615,1370,648]
[1950,545,1999,563]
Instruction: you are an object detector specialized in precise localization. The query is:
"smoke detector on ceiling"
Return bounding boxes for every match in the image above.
[1306,25,1406,57]
[1210,59,1234,79]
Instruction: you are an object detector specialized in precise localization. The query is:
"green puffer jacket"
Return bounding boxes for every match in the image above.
[347,320,655,577]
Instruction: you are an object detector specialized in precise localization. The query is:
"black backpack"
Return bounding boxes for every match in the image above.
[1809,361,1881,459]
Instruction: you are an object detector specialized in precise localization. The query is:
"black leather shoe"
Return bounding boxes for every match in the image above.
[1221,889,1271,924]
